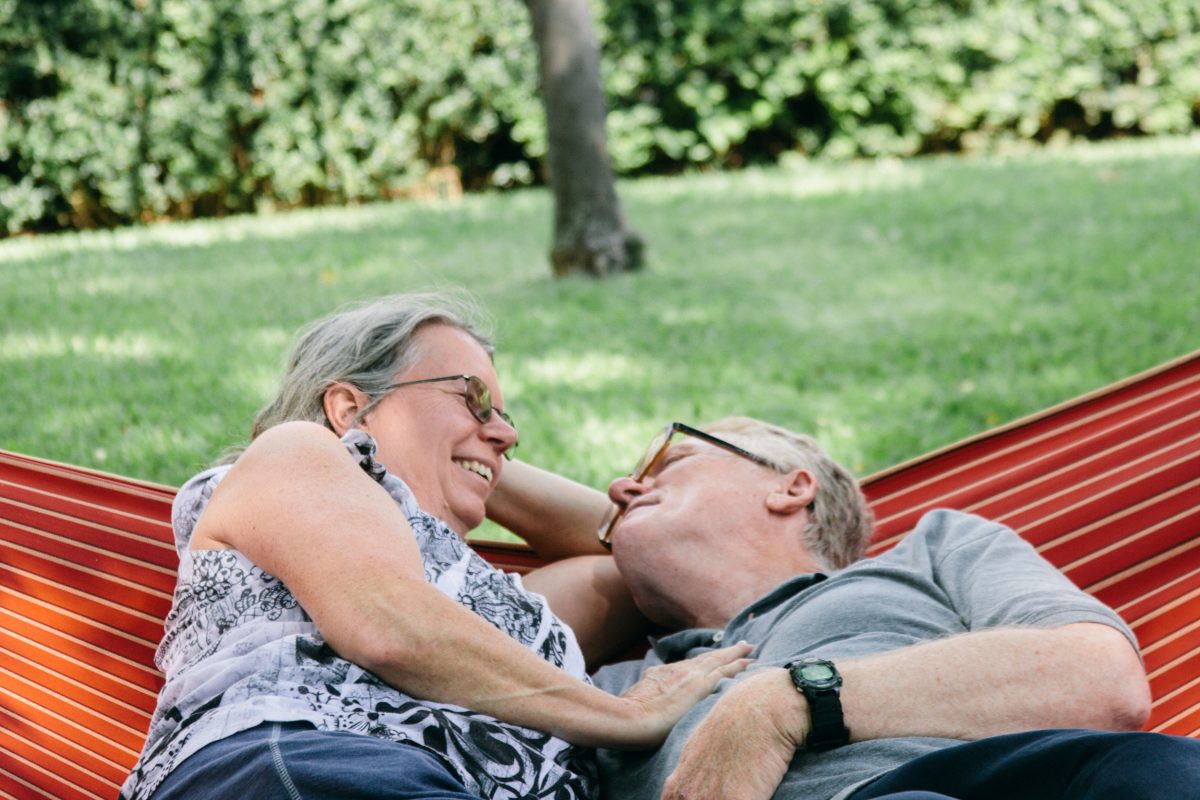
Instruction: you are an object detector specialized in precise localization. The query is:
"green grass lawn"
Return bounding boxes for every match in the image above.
[2,134,1198,544]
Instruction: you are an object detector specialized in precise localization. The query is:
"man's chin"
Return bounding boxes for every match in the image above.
[609,514,653,548]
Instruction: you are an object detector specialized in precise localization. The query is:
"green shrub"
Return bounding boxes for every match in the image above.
[598,0,1200,169]
[1,0,1197,235]
[0,0,541,234]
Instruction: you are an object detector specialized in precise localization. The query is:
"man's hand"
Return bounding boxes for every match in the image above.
[661,668,808,800]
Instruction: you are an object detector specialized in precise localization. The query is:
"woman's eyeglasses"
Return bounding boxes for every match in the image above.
[597,422,782,547]
[360,374,518,459]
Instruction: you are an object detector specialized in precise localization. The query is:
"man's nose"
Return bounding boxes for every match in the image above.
[607,475,646,508]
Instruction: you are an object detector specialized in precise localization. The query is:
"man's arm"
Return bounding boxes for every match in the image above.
[662,622,1150,800]
[839,622,1149,739]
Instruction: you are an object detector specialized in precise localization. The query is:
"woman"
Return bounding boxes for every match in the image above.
[120,292,751,800]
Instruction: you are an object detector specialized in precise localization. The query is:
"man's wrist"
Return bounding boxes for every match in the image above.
[768,667,811,747]
[784,658,851,751]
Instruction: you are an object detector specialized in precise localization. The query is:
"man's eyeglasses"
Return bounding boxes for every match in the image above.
[598,421,783,547]
[359,374,518,459]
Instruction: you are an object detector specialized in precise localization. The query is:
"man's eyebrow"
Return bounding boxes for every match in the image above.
[645,443,693,475]
[658,441,713,465]
[667,441,703,456]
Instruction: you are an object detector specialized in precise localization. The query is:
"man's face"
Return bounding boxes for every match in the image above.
[606,437,776,627]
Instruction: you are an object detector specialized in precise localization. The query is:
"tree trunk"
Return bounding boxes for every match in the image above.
[524,0,644,277]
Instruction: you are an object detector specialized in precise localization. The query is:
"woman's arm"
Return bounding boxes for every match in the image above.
[520,555,653,672]
[194,422,746,748]
[485,459,612,560]
[485,458,653,666]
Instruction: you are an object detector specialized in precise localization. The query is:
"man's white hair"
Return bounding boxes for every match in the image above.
[704,416,873,569]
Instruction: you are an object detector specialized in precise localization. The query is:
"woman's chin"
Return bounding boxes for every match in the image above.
[447,502,487,537]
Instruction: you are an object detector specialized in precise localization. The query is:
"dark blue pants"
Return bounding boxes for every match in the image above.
[150,721,481,800]
[847,729,1200,800]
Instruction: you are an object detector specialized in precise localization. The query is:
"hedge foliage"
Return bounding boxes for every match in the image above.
[2,0,1198,234]
[600,0,1200,170]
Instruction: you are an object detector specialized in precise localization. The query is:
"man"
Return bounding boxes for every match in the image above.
[559,417,1199,800]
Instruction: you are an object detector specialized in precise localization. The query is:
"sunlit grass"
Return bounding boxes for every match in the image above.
[2,135,1198,545]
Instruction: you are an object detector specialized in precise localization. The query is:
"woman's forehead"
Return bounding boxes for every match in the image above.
[412,325,493,368]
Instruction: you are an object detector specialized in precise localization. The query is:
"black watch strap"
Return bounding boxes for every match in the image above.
[785,658,850,751]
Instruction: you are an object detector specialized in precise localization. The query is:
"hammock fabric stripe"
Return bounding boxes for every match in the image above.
[858,350,1200,736]
[2,349,1198,798]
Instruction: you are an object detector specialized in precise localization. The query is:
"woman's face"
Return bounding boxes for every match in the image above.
[358,323,517,534]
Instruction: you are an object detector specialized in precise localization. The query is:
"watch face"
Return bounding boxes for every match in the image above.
[799,663,835,682]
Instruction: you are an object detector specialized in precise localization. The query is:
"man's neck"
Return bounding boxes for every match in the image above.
[686,562,823,630]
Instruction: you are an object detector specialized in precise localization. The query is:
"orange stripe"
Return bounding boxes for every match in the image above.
[1117,563,1200,623]
[869,403,1200,540]
[0,612,163,690]
[0,712,110,800]
[1128,585,1200,634]
[0,523,176,595]
[866,372,1200,506]
[1150,669,1200,713]
[0,658,151,728]
[0,499,176,558]
[0,685,139,765]
[0,581,162,651]
[0,478,174,539]
[1066,507,1200,587]
[0,768,69,800]
[987,431,1200,532]
[1151,698,1200,736]
[0,451,176,496]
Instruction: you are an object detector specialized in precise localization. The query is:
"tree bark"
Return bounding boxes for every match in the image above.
[524,0,644,277]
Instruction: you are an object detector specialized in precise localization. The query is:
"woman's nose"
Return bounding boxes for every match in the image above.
[483,414,519,455]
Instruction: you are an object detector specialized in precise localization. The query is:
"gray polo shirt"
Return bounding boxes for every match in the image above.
[591,509,1137,800]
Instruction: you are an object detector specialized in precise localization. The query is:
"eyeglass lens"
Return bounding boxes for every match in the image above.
[465,376,516,429]
[599,424,675,545]
[462,376,517,459]
[632,426,674,480]
[463,376,491,423]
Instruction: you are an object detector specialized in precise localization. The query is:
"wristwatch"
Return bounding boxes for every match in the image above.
[785,657,850,751]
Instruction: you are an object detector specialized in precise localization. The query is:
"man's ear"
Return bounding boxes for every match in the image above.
[765,469,818,516]
[323,382,370,436]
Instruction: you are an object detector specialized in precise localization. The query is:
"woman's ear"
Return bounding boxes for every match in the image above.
[323,382,370,436]
[765,469,818,516]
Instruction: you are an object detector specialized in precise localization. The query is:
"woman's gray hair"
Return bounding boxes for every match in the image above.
[247,291,494,443]
[703,416,874,570]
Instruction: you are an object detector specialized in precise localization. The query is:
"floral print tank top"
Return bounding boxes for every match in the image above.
[119,430,596,800]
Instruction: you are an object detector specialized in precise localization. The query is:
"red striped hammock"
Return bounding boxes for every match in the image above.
[2,349,1198,800]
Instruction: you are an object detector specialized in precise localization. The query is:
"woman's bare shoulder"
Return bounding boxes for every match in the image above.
[192,421,355,549]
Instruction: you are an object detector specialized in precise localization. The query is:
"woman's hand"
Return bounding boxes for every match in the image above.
[607,642,756,749]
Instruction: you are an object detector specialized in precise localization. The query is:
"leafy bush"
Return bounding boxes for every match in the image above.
[0,0,540,234]
[599,0,1200,169]
[1,0,1197,235]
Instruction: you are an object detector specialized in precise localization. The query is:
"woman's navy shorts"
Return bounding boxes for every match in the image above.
[149,721,481,800]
